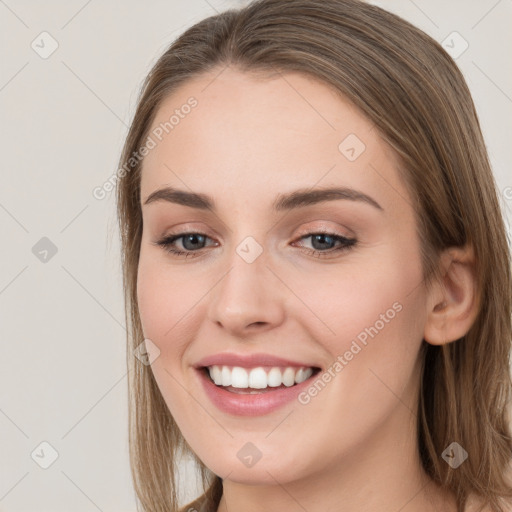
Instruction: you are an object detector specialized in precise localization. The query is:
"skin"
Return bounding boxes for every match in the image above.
[137,66,479,512]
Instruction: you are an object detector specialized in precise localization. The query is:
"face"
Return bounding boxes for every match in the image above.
[137,67,430,485]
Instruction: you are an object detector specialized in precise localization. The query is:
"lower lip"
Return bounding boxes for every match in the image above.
[196,368,317,416]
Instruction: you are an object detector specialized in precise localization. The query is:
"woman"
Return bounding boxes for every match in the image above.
[116,0,512,510]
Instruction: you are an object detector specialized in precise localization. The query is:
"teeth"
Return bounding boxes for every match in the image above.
[211,365,222,385]
[248,367,267,389]
[221,366,231,386]
[207,365,314,389]
[282,367,296,386]
[294,367,313,384]
[231,367,249,388]
[267,367,282,387]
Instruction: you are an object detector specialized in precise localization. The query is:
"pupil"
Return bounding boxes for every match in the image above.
[312,234,334,250]
[183,234,205,250]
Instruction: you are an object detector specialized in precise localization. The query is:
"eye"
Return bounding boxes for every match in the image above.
[293,231,357,258]
[153,232,217,258]
[153,230,357,259]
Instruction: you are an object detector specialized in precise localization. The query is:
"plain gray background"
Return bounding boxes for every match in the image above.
[1,0,511,510]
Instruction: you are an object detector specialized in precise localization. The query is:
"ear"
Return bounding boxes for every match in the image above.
[423,245,479,346]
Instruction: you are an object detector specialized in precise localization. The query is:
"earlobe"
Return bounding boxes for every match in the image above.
[423,245,479,346]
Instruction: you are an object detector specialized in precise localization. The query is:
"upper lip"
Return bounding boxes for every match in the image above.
[194,352,321,369]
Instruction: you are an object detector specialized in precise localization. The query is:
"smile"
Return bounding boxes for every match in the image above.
[196,363,321,416]
[206,365,315,392]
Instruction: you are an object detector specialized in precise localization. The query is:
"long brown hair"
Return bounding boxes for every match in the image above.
[116,1,512,510]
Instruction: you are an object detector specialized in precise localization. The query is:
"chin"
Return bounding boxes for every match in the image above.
[195,447,312,485]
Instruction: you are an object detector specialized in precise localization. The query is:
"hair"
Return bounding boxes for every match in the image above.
[116,0,512,511]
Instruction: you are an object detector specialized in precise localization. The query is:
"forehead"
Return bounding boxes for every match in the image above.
[139,67,410,218]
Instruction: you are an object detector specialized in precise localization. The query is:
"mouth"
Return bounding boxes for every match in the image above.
[200,365,322,394]
[194,352,324,415]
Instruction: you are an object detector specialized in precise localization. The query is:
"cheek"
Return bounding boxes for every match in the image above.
[136,254,203,420]
[291,253,425,359]
[137,258,167,340]
[136,251,196,359]
[137,244,193,331]
[136,248,214,405]
[284,255,426,454]
[287,252,427,439]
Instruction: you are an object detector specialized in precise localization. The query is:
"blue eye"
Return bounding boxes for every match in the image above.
[154,231,357,259]
[296,232,356,258]
[155,232,214,258]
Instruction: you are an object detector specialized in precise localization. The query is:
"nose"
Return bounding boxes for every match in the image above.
[206,249,286,337]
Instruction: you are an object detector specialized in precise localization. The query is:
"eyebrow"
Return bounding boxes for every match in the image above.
[143,186,383,212]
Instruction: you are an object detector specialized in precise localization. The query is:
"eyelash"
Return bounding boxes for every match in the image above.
[153,230,357,259]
